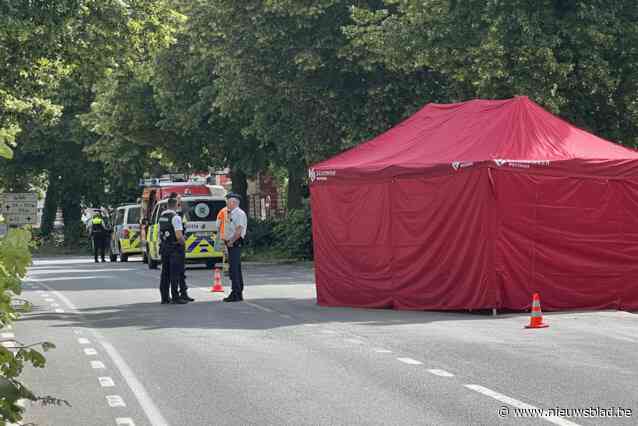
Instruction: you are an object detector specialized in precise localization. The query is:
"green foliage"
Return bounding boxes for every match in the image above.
[273,203,314,260]
[245,218,277,250]
[0,226,63,423]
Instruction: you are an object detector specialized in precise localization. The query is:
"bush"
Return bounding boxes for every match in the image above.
[245,217,277,250]
[273,201,313,260]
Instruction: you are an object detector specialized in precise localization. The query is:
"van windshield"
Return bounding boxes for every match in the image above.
[181,200,226,222]
[127,207,140,224]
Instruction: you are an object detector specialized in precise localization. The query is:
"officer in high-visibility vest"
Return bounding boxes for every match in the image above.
[158,196,188,304]
[215,203,229,274]
[90,212,107,263]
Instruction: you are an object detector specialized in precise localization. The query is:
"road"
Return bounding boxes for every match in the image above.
[8,256,638,425]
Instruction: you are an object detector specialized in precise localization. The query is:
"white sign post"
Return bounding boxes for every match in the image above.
[0,193,38,226]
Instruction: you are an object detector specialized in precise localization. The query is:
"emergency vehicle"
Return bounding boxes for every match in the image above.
[146,195,226,269]
[109,204,142,262]
[139,174,226,268]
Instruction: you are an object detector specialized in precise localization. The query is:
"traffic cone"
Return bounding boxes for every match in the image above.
[210,268,224,293]
[525,293,549,329]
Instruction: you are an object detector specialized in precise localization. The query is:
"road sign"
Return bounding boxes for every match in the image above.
[0,193,38,226]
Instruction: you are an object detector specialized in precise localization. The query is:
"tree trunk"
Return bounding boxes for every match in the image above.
[231,168,249,217]
[287,160,306,211]
[60,180,83,246]
[40,174,59,237]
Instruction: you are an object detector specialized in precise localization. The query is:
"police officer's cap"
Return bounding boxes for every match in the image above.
[226,192,241,201]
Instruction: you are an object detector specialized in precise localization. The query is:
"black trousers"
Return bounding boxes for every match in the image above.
[228,245,244,296]
[177,249,188,296]
[160,247,185,302]
[93,235,106,261]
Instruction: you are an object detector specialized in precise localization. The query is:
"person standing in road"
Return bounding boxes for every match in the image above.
[222,193,247,302]
[90,212,107,263]
[215,201,229,275]
[176,194,194,302]
[159,196,188,304]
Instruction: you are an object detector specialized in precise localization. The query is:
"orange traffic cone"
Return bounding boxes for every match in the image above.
[210,268,224,293]
[525,293,549,329]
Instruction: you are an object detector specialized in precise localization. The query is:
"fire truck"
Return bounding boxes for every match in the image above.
[139,174,226,268]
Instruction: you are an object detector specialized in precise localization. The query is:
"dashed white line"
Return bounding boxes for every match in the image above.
[55,309,65,313]
[97,336,169,425]
[84,348,98,356]
[51,303,60,307]
[78,338,91,345]
[91,360,106,369]
[320,330,337,335]
[428,369,454,377]
[98,376,115,387]
[106,395,126,408]
[116,418,136,426]
[397,357,423,365]
[373,348,392,353]
[279,314,293,319]
[344,338,364,344]
[44,298,54,302]
[464,384,581,426]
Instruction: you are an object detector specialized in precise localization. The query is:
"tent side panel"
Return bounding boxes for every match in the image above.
[311,181,394,308]
[494,170,638,310]
[390,168,497,310]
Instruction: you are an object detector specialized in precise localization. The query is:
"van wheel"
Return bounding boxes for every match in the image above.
[109,254,117,262]
[148,257,158,270]
[121,254,128,262]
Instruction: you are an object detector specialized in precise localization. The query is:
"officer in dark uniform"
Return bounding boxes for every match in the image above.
[176,196,194,302]
[91,212,107,263]
[159,197,188,304]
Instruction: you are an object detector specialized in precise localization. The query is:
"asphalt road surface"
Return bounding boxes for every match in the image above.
[8,256,637,425]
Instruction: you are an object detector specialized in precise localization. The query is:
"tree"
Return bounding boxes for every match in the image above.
[347,0,638,147]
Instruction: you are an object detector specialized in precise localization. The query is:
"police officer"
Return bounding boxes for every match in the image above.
[176,196,194,302]
[90,212,107,263]
[222,193,247,302]
[159,196,188,304]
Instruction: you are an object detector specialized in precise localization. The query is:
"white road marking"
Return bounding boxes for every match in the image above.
[91,361,106,369]
[97,336,169,425]
[51,303,60,307]
[428,369,454,377]
[279,314,293,319]
[116,418,136,426]
[32,275,115,282]
[74,329,83,335]
[106,395,126,408]
[303,324,319,327]
[244,302,274,313]
[36,280,169,426]
[55,309,65,313]
[464,384,581,426]
[44,298,55,302]
[320,330,337,335]
[373,348,392,353]
[78,338,91,345]
[397,357,423,365]
[344,338,364,344]
[98,376,115,387]
[1,332,15,340]
[84,348,98,356]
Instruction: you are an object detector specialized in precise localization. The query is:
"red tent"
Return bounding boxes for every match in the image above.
[309,96,638,311]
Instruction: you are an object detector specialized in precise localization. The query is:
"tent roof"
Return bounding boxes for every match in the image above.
[314,97,638,174]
